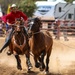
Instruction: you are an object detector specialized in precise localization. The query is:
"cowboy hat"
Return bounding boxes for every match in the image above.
[10,4,16,8]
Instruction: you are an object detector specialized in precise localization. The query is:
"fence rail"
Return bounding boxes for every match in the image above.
[1,20,75,40]
[41,20,75,40]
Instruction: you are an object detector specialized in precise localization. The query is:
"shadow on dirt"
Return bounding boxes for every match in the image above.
[18,70,61,75]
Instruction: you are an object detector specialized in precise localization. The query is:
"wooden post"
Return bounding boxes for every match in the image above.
[42,22,48,30]
[56,20,60,40]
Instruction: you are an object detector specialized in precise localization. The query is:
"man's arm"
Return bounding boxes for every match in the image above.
[7,22,14,26]
[20,11,28,20]
[20,11,28,27]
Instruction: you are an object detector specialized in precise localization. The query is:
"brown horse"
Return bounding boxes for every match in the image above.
[8,18,32,71]
[28,18,53,74]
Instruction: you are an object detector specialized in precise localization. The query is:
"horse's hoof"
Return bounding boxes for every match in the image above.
[40,64,45,71]
[0,50,2,53]
[39,67,44,71]
[17,66,22,70]
[35,63,40,68]
[7,51,12,55]
[44,71,49,75]
[28,64,33,71]
[28,66,32,70]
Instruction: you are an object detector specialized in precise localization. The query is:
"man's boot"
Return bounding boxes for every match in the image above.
[0,29,13,53]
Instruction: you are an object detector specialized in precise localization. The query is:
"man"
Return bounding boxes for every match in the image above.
[0,4,29,54]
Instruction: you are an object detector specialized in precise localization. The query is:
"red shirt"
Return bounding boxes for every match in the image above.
[2,11,28,24]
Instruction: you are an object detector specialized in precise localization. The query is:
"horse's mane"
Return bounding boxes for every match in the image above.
[34,17,42,24]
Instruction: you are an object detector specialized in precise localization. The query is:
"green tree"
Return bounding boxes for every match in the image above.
[0,0,20,14]
[64,0,75,3]
[18,0,36,17]
[0,0,46,16]
[33,0,47,1]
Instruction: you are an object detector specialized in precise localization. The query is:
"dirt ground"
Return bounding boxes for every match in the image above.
[0,34,75,75]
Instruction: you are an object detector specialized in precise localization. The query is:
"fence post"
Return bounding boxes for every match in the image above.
[56,20,60,40]
[42,22,48,30]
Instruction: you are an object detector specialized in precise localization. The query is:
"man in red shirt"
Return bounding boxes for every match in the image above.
[0,4,29,54]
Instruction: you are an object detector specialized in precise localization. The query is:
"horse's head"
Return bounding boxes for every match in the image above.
[13,18,24,33]
[28,17,42,35]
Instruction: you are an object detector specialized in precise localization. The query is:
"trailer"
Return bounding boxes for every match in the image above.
[54,3,75,20]
[33,1,57,22]
[33,0,75,21]
[33,0,75,32]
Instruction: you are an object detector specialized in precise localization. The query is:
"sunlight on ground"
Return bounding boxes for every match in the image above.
[0,36,75,74]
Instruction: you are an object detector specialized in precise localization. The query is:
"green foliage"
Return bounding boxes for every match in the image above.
[0,0,21,14]
[64,0,75,3]
[0,0,46,16]
[18,0,36,17]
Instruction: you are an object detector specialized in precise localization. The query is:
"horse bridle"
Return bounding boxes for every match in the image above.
[13,32,26,51]
[28,20,41,38]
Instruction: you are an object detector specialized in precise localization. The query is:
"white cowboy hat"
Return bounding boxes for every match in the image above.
[10,4,16,8]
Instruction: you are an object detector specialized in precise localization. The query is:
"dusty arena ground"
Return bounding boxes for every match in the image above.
[0,33,75,75]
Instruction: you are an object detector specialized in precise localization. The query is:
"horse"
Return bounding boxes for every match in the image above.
[28,17,53,74]
[8,18,32,71]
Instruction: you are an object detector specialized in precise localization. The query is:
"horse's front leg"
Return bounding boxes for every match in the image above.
[45,49,52,74]
[38,50,46,71]
[14,54,22,70]
[34,56,40,68]
[25,50,32,71]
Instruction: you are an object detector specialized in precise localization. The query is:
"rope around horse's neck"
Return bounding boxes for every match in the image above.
[32,31,40,35]
[31,31,53,39]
